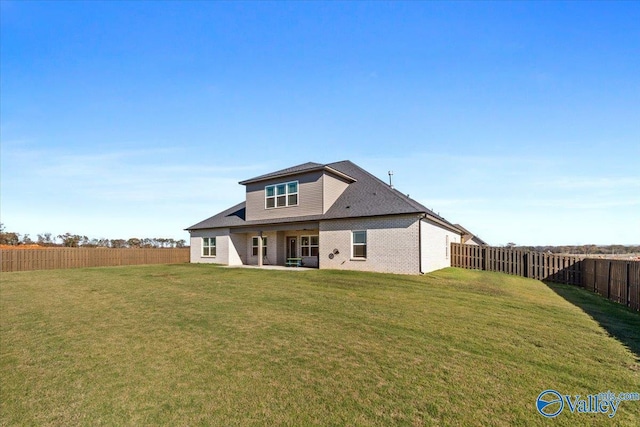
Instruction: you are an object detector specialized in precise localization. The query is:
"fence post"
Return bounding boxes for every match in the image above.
[482,246,487,271]
[607,261,612,300]
[627,262,631,309]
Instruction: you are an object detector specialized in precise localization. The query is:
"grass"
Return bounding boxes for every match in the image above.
[1,265,638,426]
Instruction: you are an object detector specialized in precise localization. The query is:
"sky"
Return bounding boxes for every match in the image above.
[1,1,639,246]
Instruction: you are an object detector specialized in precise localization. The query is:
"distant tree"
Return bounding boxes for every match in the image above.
[585,244,597,255]
[37,233,55,246]
[83,238,99,248]
[506,242,516,248]
[57,233,85,247]
[0,224,21,245]
[127,238,142,248]
[141,238,154,248]
[97,238,110,248]
[110,239,127,248]
[4,225,190,250]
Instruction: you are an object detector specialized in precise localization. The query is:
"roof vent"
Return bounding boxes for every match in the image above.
[388,170,394,189]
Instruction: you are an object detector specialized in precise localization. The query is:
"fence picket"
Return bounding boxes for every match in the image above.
[0,248,190,272]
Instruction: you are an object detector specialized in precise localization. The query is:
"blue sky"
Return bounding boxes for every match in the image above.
[1,1,638,245]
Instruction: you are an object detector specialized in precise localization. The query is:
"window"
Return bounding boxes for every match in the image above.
[301,235,319,257]
[252,237,267,256]
[202,237,216,257]
[265,181,298,208]
[352,231,367,258]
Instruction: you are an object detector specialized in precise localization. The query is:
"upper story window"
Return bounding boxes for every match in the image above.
[265,181,298,209]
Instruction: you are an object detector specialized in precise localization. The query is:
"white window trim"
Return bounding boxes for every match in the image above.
[265,180,299,209]
[351,230,367,260]
[202,237,216,257]
[252,236,268,257]
[301,235,319,257]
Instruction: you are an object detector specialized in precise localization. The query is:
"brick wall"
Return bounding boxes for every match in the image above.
[420,219,461,273]
[190,228,232,265]
[319,214,421,274]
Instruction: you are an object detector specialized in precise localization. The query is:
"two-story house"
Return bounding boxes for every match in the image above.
[186,160,463,274]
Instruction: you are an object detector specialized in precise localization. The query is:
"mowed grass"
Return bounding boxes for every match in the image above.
[1,265,638,426]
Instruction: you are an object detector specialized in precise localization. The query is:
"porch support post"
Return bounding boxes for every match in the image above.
[258,231,263,267]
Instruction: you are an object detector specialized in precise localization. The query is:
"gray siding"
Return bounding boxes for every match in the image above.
[322,173,350,213]
[245,170,324,221]
[319,215,421,274]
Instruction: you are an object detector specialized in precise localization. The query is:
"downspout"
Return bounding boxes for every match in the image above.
[419,214,425,274]
[258,230,263,267]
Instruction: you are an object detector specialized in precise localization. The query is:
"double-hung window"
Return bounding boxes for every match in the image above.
[202,237,216,257]
[352,231,367,259]
[252,237,267,256]
[265,181,298,208]
[301,235,319,257]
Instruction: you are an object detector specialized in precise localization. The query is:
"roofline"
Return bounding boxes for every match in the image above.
[187,211,462,233]
[239,165,356,185]
[422,213,463,234]
[324,166,357,183]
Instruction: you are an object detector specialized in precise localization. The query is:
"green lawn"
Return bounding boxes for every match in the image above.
[1,265,638,426]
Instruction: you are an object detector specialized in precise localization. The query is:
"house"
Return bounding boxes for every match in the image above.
[186,160,463,274]
[455,224,488,246]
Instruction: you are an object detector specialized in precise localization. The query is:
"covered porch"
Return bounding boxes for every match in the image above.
[229,221,320,268]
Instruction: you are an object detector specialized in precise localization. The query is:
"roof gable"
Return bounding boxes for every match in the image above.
[187,160,460,232]
[238,161,356,185]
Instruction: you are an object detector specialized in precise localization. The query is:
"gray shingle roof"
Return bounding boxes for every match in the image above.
[186,160,459,231]
[239,162,324,185]
[186,202,247,230]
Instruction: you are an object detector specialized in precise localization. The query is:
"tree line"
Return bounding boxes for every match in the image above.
[506,243,640,255]
[0,224,187,248]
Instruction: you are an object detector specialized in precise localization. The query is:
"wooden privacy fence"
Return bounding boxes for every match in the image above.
[0,248,190,272]
[451,243,640,311]
[582,259,640,311]
[451,243,583,284]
